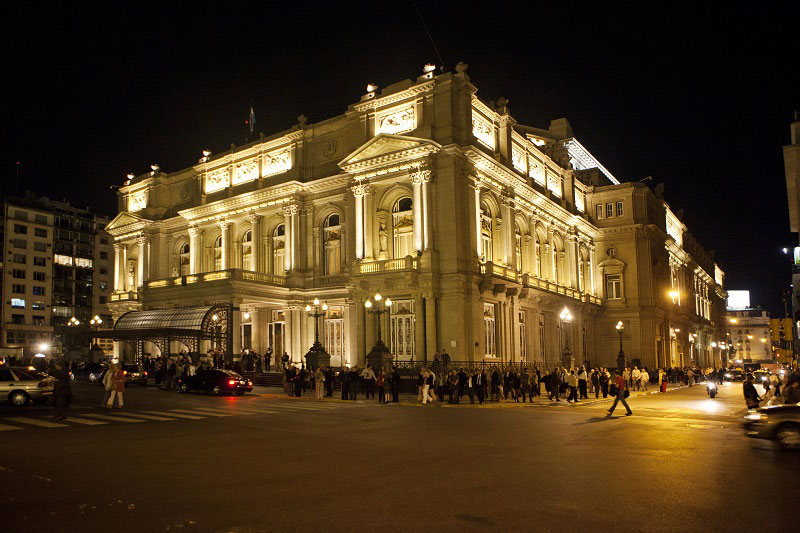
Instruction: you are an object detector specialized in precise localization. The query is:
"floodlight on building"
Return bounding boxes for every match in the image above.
[423,64,436,73]
[243,312,250,320]
[38,343,50,352]
[366,84,378,93]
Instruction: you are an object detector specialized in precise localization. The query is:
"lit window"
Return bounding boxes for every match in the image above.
[11,298,26,309]
[75,257,92,268]
[54,254,73,266]
[32,301,45,310]
[605,274,622,299]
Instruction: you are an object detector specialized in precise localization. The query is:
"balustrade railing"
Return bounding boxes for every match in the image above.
[480,261,602,306]
[145,268,286,289]
[359,256,418,274]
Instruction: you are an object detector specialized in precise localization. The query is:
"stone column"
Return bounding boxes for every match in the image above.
[282,204,297,272]
[501,196,515,267]
[411,165,433,253]
[231,303,242,355]
[473,180,482,259]
[113,243,122,291]
[351,182,368,260]
[523,235,532,275]
[566,233,578,289]
[136,235,149,287]
[412,177,423,253]
[249,214,261,272]
[122,246,129,290]
[589,244,597,295]
[219,220,230,270]
[364,187,375,260]
[188,226,200,275]
[547,226,556,282]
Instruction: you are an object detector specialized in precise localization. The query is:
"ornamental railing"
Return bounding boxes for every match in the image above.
[110,290,139,302]
[480,262,602,306]
[145,268,286,290]
[359,256,418,274]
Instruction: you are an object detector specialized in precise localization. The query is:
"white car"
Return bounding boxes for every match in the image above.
[0,367,56,406]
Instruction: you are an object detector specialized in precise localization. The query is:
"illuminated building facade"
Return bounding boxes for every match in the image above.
[106,65,727,369]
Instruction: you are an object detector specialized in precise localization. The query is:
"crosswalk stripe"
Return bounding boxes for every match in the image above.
[62,417,108,426]
[140,410,205,420]
[120,412,179,421]
[0,422,23,431]
[80,413,145,423]
[189,406,265,415]
[264,403,333,411]
[4,417,68,428]
[170,409,231,417]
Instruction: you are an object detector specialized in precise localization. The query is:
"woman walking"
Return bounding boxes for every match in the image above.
[314,367,325,400]
[106,363,126,408]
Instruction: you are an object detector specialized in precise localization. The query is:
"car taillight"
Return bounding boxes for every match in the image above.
[123,371,128,375]
[228,380,236,385]
[247,380,252,386]
[143,371,148,376]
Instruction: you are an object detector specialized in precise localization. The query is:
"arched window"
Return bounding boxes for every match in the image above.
[392,197,413,259]
[242,230,253,271]
[552,234,565,285]
[179,243,190,276]
[213,235,223,271]
[323,213,341,275]
[480,201,493,262]
[514,223,523,272]
[273,224,285,274]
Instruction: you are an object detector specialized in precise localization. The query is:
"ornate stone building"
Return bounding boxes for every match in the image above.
[106,64,727,369]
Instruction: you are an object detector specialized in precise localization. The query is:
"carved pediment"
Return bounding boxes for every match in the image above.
[338,134,440,173]
[105,212,152,236]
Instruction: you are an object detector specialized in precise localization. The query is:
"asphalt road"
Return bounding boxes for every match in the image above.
[0,381,798,532]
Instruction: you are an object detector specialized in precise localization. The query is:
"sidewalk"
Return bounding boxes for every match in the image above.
[251,383,690,406]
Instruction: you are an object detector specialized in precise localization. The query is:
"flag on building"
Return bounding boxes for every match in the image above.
[249,106,256,134]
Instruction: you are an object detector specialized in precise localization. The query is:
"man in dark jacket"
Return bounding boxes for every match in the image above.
[348,367,359,400]
[548,370,562,401]
[52,360,72,420]
[743,375,761,409]
[324,367,334,397]
[476,370,487,404]
[339,368,349,400]
[390,366,401,402]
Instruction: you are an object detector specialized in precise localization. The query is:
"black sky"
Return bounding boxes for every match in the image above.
[4,1,798,313]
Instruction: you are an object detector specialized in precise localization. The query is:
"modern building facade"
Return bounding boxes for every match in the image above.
[106,65,727,370]
[0,192,113,358]
[784,112,800,353]
[727,308,771,363]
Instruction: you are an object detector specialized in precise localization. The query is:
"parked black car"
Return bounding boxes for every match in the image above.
[73,362,108,382]
[177,369,253,395]
[122,364,148,387]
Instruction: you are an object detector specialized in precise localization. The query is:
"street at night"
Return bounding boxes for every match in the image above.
[2,383,798,532]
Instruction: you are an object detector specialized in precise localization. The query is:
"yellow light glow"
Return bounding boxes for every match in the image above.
[729,318,737,324]
[616,320,623,330]
[322,303,328,311]
[364,300,373,309]
[386,298,392,307]
[313,298,320,306]
[243,312,250,320]
[305,305,311,312]
[374,293,382,301]
[747,335,753,340]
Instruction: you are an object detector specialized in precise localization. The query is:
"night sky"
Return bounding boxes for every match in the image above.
[4,2,798,313]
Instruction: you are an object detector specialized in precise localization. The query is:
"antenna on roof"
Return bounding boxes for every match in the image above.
[413,0,445,72]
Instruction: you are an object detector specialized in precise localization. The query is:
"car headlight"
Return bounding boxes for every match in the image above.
[744,412,766,421]
[724,374,731,378]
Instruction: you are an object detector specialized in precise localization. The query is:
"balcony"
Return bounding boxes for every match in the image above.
[110,291,139,302]
[480,262,602,306]
[145,269,287,290]
[359,256,418,274]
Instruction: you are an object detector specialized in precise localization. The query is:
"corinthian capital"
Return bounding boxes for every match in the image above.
[410,165,433,185]
[247,213,262,225]
[281,203,299,216]
[218,219,230,230]
[351,180,370,197]
[188,225,200,237]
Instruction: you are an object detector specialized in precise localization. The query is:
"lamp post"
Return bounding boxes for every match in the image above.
[304,297,330,370]
[89,315,102,349]
[66,316,81,352]
[559,307,573,367]
[615,320,626,372]
[365,292,393,370]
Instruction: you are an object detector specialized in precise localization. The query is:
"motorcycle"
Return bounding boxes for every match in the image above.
[706,380,718,398]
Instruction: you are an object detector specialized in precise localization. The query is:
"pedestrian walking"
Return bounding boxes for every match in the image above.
[591,369,600,398]
[476,370,486,404]
[632,366,641,391]
[521,368,532,402]
[348,367,359,400]
[362,365,377,399]
[548,369,562,402]
[389,366,400,402]
[421,368,434,405]
[607,370,632,416]
[340,368,349,400]
[567,370,579,403]
[641,368,650,392]
[101,366,114,406]
[52,360,72,420]
[107,363,126,408]
[466,371,476,404]
[600,369,610,398]
[377,369,386,403]
[314,367,325,400]
[578,366,588,399]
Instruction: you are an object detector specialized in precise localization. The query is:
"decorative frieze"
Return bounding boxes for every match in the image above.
[376,105,416,135]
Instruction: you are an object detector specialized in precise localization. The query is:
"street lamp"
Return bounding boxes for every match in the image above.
[304,297,330,370]
[615,320,625,371]
[89,315,102,349]
[66,316,81,351]
[365,292,393,368]
[668,290,679,304]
